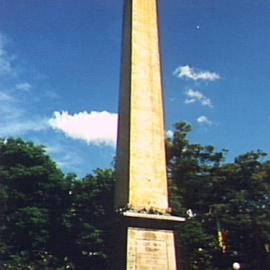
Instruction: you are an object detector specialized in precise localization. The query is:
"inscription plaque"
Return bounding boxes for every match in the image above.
[136,239,168,270]
[127,227,177,270]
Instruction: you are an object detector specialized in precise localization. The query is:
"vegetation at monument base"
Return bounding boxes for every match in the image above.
[0,124,269,269]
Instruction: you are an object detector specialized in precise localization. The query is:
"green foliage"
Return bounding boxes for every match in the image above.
[168,123,270,269]
[1,129,270,269]
[0,138,73,268]
[60,169,115,269]
[0,138,115,269]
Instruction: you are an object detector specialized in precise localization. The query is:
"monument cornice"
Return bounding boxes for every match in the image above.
[122,211,186,223]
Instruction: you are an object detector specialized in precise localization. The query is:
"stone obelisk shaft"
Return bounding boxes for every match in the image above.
[113,1,184,269]
[115,0,168,212]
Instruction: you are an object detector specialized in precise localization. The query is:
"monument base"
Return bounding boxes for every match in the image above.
[111,212,185,270]
[127,227,176,270]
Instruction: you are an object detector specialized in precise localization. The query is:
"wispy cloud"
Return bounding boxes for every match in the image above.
[0,90,48,138]
[0,91,13,101]
[48,111,118,147]
[197,115,212,126]
[44,143,83,171]
[184,89,213,108]
[0,119,48,137]
[0,32,51,138]
[45,144,64,155]
[16,82,32,92]
[56,152,83,170]
[0,33,13,75]
[43,90,59,99]
[173,65,220,81]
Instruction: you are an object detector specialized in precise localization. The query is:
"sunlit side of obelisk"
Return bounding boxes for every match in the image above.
[114,1,185,269]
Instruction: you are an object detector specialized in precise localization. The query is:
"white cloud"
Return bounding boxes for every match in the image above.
[16,82,32,92]
[0,33,13,75]
[173,65,220,81]
[184,89,213,108]
[48,111,118,147]
[197,115,212,126]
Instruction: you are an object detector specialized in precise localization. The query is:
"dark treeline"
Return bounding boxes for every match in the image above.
[0,122,269,269]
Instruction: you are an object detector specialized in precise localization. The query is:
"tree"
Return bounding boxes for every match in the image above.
[167,123,225,269]
[0,138,73,269]
[168,123,270,269]
[1,130,269,269]
[211,151,270,269]
[60,169,115,270]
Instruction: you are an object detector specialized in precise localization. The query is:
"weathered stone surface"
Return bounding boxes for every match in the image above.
[127,227,177,270]
[115,0,168,212]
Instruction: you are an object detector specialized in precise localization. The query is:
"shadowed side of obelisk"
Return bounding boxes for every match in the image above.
[114,0,132,210]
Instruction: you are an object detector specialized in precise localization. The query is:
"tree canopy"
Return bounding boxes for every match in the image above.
[0,138,114,269]
[0,126,269,269]
[168,123,270,269]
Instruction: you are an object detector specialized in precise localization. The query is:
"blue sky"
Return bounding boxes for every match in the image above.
[0,0,270,176]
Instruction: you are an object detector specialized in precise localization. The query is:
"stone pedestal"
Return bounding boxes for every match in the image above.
[127,228,176,270]
[112,212,185,270]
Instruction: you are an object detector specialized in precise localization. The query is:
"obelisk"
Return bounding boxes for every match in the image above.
[114,1,185,269]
